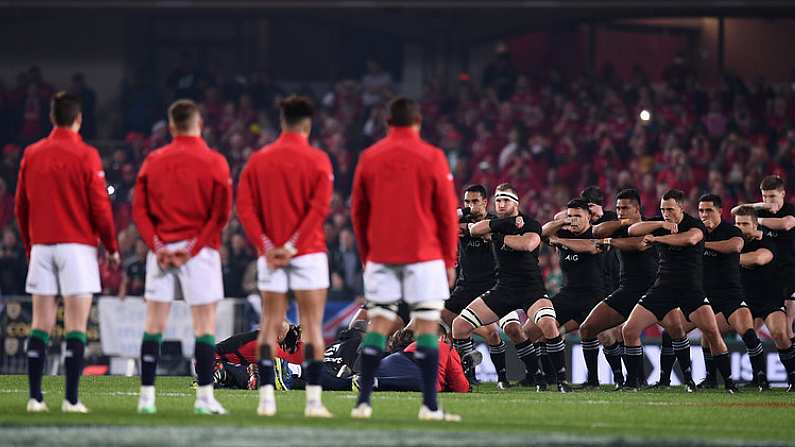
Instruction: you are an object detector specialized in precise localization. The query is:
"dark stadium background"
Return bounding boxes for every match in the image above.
[1,1,795,382]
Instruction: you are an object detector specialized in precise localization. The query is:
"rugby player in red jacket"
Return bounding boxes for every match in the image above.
[132,100,232,415]
[237,96,334,418]
[16,92,119,414]
[350,97,460,421]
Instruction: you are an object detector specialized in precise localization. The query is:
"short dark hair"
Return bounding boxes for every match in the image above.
[698,193,722,208]
[386,97,421,127]
[464,184,488,198]
[734,205,758,222]
[760,175,785,191]
[168,99,200,132]
[662,189,686,205]
[580,185,605,206]
[50,91,81,126]
[279,95,314,127]
[567,198,591,212]
[495,183,516,195]
[616,188,641,207]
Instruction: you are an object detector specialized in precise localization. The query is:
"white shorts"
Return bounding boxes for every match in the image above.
[257,252,330,293]
[25,243,100,296]
[144,241,223,306]
[363,260,449,305]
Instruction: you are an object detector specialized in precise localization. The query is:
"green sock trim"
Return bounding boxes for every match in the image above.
[30,329,50,344]
[143,332,163,343]
[363,332,387,351]
[416,334,439,349]
[196,334,215,346]
[65,331,87,344]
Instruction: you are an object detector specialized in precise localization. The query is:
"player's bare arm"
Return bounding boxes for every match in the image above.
[503,232,541,252]
[628,220,677,236]
[704,237,744,254]
[740,248,774,267]
[643,228,703,247]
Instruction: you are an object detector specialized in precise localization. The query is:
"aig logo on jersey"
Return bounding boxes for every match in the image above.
[703,249,718,257]
[563,253,579,262]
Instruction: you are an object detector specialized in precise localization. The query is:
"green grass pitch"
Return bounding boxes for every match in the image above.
[0,375,793,446]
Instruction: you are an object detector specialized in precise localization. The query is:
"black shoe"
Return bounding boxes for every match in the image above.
[613,373,625,388]
[725,381,739,394]
[535,383,548,392]
[648,381,671,390]
[574,380,600,390]
[557,381,573,393]
[496,380,512,390]
[753,373,770,392]
[685,379,697,393]
[698,375,717,390]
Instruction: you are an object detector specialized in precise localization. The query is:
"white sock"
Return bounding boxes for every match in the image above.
[259,384,275,403]
[306,385,322,406]
[196,384,213,401]
[140,385,155,402]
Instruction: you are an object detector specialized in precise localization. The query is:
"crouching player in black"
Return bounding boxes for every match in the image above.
[451,184,566,392]
[445,184,512,389]
[623,189,737,393]
[541,198,605,389]
[581,189,658,389]
[697,194,768,389]
[734,206,795,391]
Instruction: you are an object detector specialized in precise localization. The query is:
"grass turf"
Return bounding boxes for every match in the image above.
[0,375,793,446]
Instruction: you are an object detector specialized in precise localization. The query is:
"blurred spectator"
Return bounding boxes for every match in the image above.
[119,239,148,298]
[0,177,14,228]
[0,228,26,294]
[69,73,97,139]
[361,60,393,107]
[330,228,362,297]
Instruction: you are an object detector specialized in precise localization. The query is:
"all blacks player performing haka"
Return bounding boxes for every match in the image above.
[444,184,512,389]
[734,206,795,392]
[541,198,606,388]
[581,189,658,389]
[452,183,569,392]
[622,189,737,393]
[697,194,767,389]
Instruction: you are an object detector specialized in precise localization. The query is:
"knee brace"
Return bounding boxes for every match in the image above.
[458,308,484,329]
[534,307,556,325]
[366,302,400,321]
[499,310,521,331]
[410,300,444,322]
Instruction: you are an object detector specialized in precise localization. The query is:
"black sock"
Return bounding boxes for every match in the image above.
[27,330,48,402]
[415,334,440,411]
[742,329,765,379]
[258,345,275,387]
[535,342,550,383]
[623,345,643,387]
[194,335,215,387]
[604,342,624,383]
[303,343,323,386]
[778,346,795,377]
[357,333,386,406]
[515,340,538,380]
[546,336,566,384]
[659,331,675,385]
[702,345,715,381]
[452,338,475,358]
[140,332,162,387]
[713,351,733,385]
[489,341,508,382]
[581,338,600,384]
[671,337,692,382]
[64,332,86,405]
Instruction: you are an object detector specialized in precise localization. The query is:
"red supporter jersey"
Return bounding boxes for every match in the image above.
[351,127,458,267]
[404,342,468,393]
[15,128,118,254]
[132,135,232,256]
[216,339,305,366]
[237,132,333,256]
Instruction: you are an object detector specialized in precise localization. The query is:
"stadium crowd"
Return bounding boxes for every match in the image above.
[1,54,795,302]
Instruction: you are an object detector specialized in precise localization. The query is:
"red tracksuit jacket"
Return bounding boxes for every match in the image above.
[236,132,333,256]
[15,128,118,254]
[351,127,458,267]
[404,342,469,392]
[132,135,232,256]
